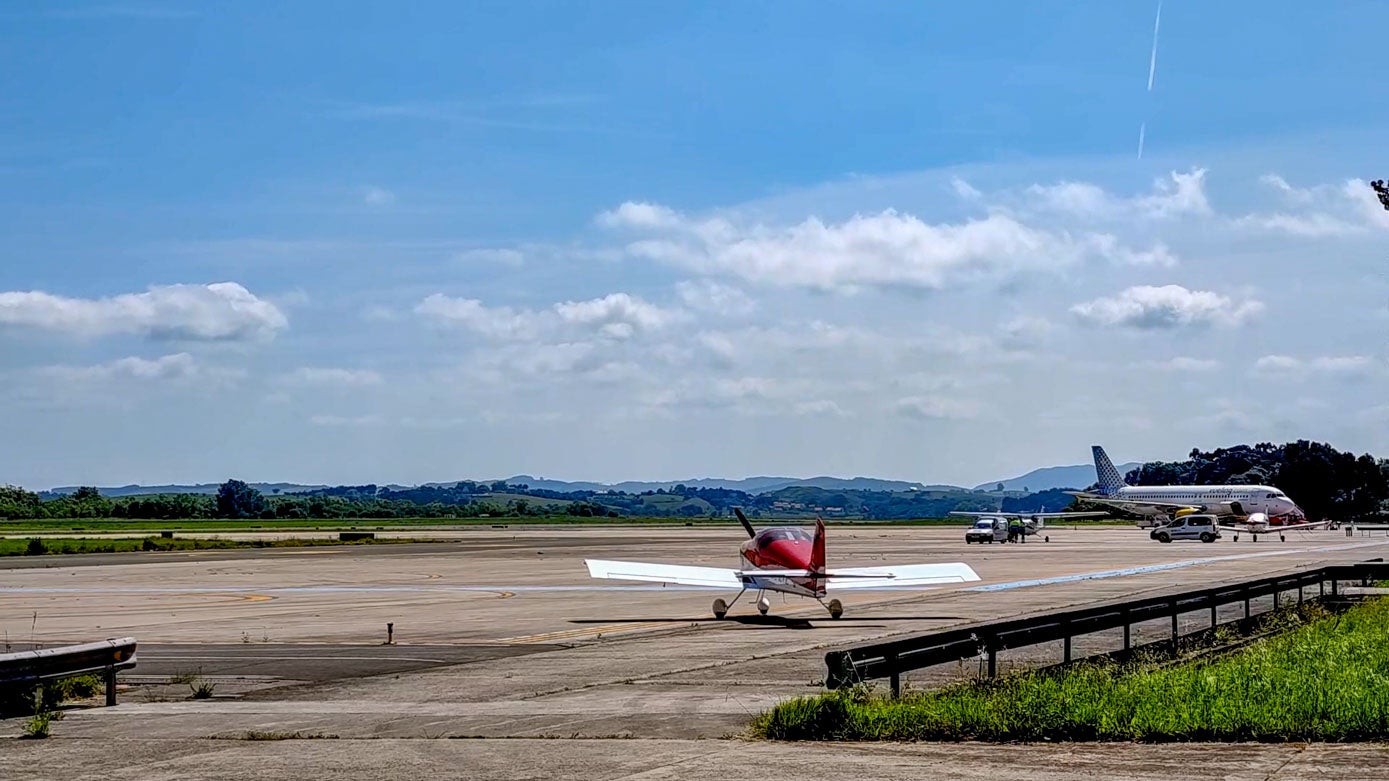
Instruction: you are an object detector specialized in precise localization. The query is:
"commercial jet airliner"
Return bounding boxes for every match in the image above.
[1069,445,1310,525]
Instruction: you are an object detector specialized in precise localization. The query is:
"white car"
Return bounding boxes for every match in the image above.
[965,518,1006,544]
[1149,515,1222,543]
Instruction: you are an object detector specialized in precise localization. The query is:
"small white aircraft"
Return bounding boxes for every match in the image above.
[1217,512,1330,542]
[951,510,1108,543]
[585,510,979,619]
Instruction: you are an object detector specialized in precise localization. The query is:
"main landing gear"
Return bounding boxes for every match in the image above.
[709,591,845,620]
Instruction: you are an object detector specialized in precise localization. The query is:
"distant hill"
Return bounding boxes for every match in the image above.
[499,475,963,495]
[43,482,327,499]
[974,462,1142,493]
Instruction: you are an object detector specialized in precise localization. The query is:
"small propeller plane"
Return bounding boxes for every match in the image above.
[585,509,980,619]
[1216,512,1330,542]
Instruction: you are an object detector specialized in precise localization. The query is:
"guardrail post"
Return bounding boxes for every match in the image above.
[886,652,900,698]
[1244,594,1250,619]
[1170,600,1179,645]
[1331,578,1338,597]
[104,666,117,706]
[1297,585,1303,606]
[1122,607,1131,651]
[1210,596,1217,629]
[1063,633,1072,664]
[986,641,997,679]
[1273,589,1279,610]
[1319,579,1325,598]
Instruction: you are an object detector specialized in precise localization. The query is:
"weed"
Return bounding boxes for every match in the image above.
[754,599,1389,742]
[190,679,217,699]
[235,730,338,740]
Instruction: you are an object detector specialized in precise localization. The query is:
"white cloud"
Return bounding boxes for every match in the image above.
[553,292,677,339]
[675,280,755,316]
[0,283,288,341]
[1071,285,1263,329]
[1025,168,1212,220]
[1254,354,1373,377]
[284,367,384,387]
[39,353,199,382]
[455,248,525,266]
[362,186,396,206]
[602,203,1165,292]
[893,395,982,421]
[1134,356,1222,372]
[310,414,385,427]
[414,295,541,340]
[951,177,982,200]
[416,292,680,342]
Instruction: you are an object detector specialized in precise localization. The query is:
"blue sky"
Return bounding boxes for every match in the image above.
[2,2,1388,489]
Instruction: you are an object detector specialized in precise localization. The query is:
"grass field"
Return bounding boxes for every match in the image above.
[0,536,429,557]
[754,599,1389,742]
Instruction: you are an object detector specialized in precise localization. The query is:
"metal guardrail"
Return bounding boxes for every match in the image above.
[0,637,138,706]
[826,561,1389,696]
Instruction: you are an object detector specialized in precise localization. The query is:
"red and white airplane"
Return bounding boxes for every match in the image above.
[585,509,980,619]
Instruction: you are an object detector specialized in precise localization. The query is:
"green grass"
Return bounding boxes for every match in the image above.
[754,599,1389,742]
[0,535,431,557]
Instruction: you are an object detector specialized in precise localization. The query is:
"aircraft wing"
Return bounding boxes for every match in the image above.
[949,511,1108,519]
[585,559,741,588]
[826,562,980,590]
[1272,520,1330,531]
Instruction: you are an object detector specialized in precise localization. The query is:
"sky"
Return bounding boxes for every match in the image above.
[2,1,1388,489]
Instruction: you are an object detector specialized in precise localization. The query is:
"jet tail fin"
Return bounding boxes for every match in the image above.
[1092,445,1127,496]
[810,516,826,574]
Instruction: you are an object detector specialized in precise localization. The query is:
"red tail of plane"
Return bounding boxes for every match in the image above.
[810,516,826,574]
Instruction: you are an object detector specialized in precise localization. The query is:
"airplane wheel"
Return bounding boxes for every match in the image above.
[757,596,771,615]
[828,598,843,620]
[712,598,728,620]
[1044,536,1050,543]
[1280,535,1286,542]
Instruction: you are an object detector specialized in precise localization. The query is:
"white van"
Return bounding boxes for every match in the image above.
[1149,515,1221,543]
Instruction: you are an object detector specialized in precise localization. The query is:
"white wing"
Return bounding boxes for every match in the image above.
[585,559,741,588]
[950,511,1107,519]
[827,562,980,590]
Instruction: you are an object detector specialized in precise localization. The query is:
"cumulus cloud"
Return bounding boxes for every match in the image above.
[1071,285,1263,329]
[553,293,677,339]
[414,295,541,340]
[284,367,384,387]
[601,202,1166,292]
[1025,168,1212,220]
[416,292,680,341]
[0,283,288,341]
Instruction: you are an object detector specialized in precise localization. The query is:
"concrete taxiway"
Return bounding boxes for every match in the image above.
[2,524,1387,778]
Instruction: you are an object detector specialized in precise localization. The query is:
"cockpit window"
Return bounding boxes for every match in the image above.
[758,528,812,544]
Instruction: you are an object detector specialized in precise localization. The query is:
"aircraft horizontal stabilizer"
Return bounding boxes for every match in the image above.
[827,562,980,590]
[585,559,741,588]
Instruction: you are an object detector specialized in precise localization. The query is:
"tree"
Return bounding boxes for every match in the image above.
[1372,179,1389,211]
[216,479,266,519]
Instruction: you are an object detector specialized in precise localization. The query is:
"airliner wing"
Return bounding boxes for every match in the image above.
[1069,494,1201,513]
[585,559,741,588]
[826,562,980,590]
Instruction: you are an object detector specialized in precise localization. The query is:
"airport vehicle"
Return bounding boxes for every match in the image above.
[1218,513,1329,542]
[1069,445,1307,526]
[584,509,979,619]
[953,510,1108,543]
[1149,514,1222,543]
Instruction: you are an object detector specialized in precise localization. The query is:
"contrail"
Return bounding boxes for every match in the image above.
[1147,1,1162,91]
[1137,122,1146,160]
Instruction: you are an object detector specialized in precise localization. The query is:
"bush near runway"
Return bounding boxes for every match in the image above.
[756,599,1389,742]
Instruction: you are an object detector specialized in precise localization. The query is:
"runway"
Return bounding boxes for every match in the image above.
[2,524,1386,776]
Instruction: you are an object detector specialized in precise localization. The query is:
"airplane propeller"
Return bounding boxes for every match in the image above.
[733,507,757,539]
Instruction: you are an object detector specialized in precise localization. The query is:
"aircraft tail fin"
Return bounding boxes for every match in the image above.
[810,516,826,574]
[1092,445,1127,496]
